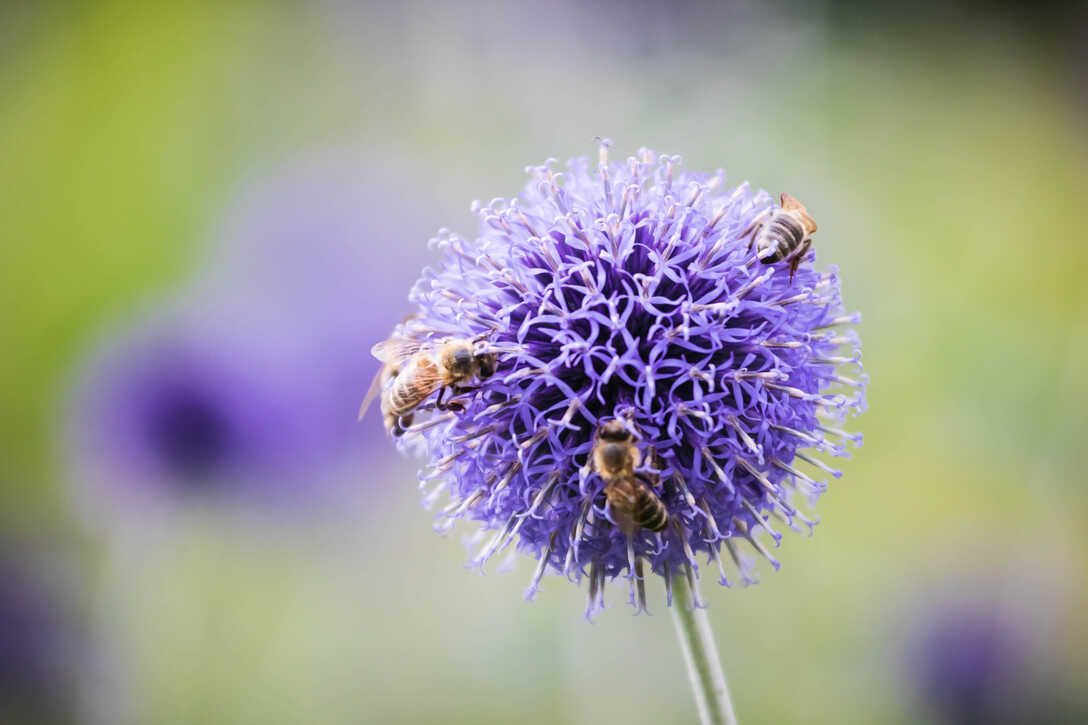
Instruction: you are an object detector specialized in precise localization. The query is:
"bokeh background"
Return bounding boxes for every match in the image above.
[3,2,1087,723]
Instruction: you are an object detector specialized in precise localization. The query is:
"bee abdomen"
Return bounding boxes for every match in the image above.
[387,358,439,416]
[633,486,669,532]
[759,214,805,263]
[388,381,422,417]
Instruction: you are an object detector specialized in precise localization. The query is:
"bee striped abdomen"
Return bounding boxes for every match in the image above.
[759,213,806,263]
[633,484,669,532]
[378,364,412,434]
[387,357,440,417]
[605,476,669,534]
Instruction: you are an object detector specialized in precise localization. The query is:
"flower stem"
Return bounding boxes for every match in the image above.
[669,570,739,725]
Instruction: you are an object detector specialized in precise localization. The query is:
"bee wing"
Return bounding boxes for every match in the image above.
[357,365,387,421]
[780,192,803,212]
[780,193,816,234]
[407,357,443,393]
[798,211,817,235]
[371,337,424,363]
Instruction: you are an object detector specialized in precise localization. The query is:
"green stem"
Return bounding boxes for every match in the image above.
[669,570,739,725]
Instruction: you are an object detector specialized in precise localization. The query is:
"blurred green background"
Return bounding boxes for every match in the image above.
[2,2,1086,723]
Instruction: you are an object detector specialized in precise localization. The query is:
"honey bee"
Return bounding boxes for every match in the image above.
[750,193,817,280]
[359,336,497,436]
[591,420,668,534]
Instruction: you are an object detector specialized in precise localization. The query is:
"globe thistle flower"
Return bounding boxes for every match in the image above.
[897,570,1082,725]
[386,141,865,615]
[66,153,433,520]
[909,607,1026,725]
[67,305,350,511]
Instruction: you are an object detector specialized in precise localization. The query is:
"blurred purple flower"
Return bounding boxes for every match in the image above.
[68,307,344,508]
[910,608,1024,725]
[387,143,865,614]
[897,567,1088,725]
[67,151,439,516]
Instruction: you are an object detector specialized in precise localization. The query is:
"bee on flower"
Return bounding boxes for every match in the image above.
[366,141,865,616]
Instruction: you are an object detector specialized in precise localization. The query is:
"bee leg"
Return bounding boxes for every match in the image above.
[435,386,468,413]
[446,384,481,411]
[745,222,763,251]
[787,239,811,282]
[742,211,768,250]
[434,386,456,411]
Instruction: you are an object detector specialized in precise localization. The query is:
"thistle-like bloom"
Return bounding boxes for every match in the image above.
[67,155,428,519]
[909,608,1026,725]
[68,307,350,510]
[396,142,864,614]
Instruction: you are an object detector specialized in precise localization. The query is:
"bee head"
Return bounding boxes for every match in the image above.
[598,419,633,443]
[444,344,475,378]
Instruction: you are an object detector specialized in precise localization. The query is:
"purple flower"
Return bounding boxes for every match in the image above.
[388,142,865,615]
[66,153,436,519]
[910,608,1024,725]
[898,572,1086,725]
[67,306,348,510]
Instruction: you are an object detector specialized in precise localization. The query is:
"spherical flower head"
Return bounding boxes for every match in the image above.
[66,303,375,519]
[67,153,432,523]
[910,609,1025,724]
[394,142,865,615]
